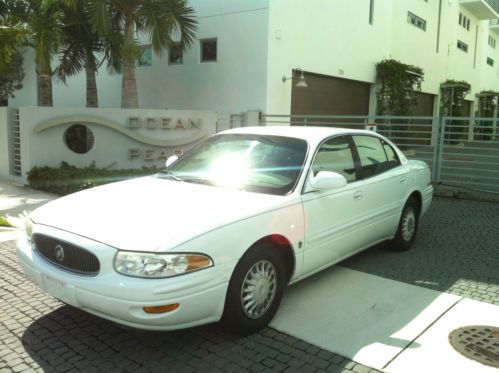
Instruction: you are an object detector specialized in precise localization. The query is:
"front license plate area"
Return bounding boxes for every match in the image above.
[42,274,73,304]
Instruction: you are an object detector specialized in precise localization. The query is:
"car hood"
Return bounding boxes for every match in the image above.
[31,176,290,252]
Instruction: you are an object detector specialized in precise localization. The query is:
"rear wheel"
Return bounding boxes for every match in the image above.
[222,243,285,335]
[389,197,419,251]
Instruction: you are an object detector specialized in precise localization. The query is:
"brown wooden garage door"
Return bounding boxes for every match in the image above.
[411,92,435,116]
[291,72,370,116]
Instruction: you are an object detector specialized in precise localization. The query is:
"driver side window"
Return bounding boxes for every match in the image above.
[312,136,357,183]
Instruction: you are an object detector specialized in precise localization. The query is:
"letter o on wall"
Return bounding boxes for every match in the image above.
[64,124,95,154]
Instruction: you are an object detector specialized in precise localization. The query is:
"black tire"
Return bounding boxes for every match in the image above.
[222,243,286,335]
[389,197,419,251]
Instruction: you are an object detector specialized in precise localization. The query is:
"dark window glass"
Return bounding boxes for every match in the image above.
[64,124,94,154]
[169,43,183,65]
[353,136,391,178]
[312,136,357,182]
[201,39,217,62]
[137,45,152,66]
[382,141,401,169]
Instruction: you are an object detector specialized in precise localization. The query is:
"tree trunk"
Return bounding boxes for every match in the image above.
[37,59,53,107]
[37,74,53,106]
[121,19,138,108]
[85,57,98,108]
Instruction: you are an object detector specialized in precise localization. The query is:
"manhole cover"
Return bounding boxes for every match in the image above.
[448,325,499,368]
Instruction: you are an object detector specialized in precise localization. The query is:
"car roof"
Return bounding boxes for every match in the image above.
[220,126,378,145]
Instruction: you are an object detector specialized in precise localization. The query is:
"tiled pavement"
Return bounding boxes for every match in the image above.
[343,197,499,306]
[1,197,498,372]
[0,241,378,373]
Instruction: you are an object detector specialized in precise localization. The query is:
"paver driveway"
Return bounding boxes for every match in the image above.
[1,197,498,372]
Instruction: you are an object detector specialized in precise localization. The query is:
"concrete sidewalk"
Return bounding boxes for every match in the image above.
[0,178,57,230]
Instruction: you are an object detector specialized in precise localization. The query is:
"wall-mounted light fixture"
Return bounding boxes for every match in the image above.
[282,68,308,88]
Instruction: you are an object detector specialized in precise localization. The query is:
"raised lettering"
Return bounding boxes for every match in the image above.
[128,149,141,159]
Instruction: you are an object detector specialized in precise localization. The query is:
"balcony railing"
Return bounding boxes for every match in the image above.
[491,18,499,27]
[486,0,499,13]
[461,0,499,19]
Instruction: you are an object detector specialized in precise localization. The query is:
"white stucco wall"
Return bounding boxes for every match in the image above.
[9,1,269,113]
[265,0,394,115]
[0,108,10,179]
[479,26,499,93]
[16,107,218,183]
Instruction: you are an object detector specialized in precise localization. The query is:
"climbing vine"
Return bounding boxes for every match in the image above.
[440,80,471,117]
[440,80,471,142]
[476,90,498,140]
[376,59,424,116]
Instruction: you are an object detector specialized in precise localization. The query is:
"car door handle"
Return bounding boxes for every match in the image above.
[400,177,408,184]
[353,191,363,200]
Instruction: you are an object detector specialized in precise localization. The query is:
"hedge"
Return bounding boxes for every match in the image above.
[27,162,159,196]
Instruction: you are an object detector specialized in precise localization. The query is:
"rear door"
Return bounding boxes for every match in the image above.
[351,135,409,241]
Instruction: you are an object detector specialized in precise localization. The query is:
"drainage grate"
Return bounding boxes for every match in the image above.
[448,325,499,368]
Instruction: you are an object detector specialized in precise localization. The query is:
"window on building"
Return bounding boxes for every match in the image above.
[168,42,183,65]
[407,12,426,31]
[487,57,494,66]
[488,35,496,48]
[457,40,468,53]
[459,12,470,30]
[137,45,152,67]
[200,38,217,62]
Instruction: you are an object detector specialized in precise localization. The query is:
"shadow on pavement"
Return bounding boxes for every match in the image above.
[342,197,499,305]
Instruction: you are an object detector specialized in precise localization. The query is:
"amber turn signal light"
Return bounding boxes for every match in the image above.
[143,303,180,314]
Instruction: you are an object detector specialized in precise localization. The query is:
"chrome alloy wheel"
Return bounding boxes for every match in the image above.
[241,260,277,319]
[401,208,416,242]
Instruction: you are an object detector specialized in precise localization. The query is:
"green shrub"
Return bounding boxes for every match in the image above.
[27,162,159,196]
[0,215,12,227]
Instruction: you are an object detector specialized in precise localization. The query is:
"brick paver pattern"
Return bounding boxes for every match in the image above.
[343,197,499,305]
[0,244,377,373]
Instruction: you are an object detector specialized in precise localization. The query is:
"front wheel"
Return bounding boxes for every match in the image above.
[222,243,286,335]
[389,198,419,251]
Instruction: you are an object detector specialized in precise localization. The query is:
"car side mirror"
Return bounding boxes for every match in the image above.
[165,155,179,168]
[310,171,347,190]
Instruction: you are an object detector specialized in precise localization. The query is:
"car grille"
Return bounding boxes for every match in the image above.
[32,234,100,276]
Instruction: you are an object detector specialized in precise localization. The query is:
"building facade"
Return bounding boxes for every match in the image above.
[8,0,499,117]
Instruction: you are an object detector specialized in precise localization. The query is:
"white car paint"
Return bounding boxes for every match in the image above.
[17,126,433,331]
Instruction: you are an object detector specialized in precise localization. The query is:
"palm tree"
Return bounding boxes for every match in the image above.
[57,1,121,107]
[0,0,28,74]
[25,0,64,106]
[88,0,197,108]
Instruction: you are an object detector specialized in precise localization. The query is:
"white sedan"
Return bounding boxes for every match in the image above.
[17,126,433,335]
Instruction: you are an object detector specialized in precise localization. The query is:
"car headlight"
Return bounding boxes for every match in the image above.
[114,251,213,278]
[25,218,33,240]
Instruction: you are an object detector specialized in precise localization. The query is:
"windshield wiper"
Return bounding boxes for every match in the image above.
[157,171,182,181]
[181,176,215,186]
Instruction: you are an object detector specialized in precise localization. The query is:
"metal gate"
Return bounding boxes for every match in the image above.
[10,109,21,176]
[260,114,499,193]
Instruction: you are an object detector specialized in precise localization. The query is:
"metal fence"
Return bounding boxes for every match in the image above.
[260,114,499,193]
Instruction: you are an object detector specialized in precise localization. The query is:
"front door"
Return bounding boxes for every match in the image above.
[300,135,367,275]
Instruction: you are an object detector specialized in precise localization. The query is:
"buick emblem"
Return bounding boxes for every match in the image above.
[54,245,65,262]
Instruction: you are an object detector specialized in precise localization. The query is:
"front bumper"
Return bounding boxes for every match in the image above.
[16,226,233,331]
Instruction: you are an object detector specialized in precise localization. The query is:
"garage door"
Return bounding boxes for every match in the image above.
[291,73,370,117]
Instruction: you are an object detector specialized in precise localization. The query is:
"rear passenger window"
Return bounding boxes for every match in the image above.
[382,141,401,169]
[312,136,357,182]
[353,136,398,178]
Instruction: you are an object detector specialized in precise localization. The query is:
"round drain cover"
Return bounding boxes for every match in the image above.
[448,325,499,368]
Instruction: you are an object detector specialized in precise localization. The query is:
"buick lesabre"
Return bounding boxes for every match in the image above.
[17,126,433,335]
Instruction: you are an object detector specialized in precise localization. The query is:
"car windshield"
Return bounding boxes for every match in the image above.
[158,134,308,195]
